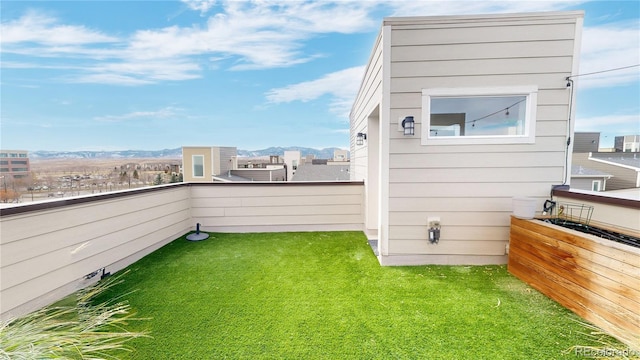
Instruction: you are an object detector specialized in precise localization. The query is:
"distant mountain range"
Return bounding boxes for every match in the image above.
[238,147,347,159]
[30,147,348,160]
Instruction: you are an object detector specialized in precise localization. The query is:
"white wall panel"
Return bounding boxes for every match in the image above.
[0,182,365,319]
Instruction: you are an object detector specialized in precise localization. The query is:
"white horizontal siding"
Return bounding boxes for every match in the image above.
[389,182,553,199]
[350,32,384,181]
[553,194,640,233]
[390,211,515,227]
[190,184,364,232]
[391,40,576,62]
[0,186,192,319]
[389,136,567,154]
[389,167,563,183]
[1,182,365,319]
[389,239,507,255]
[390,225,509,241]
[351,39,384,121]
[388,152,566,168]
[390,22,577,46]
[382,12,582,264]
[390,57,574,78]
[391,73,569,93]
[1,189,188,244]
[190,184,361,198]
[190,194,362,208]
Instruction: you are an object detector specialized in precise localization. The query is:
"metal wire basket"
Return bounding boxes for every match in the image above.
[553,202,593,225]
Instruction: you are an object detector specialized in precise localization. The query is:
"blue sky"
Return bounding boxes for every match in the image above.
[1,0,638,152]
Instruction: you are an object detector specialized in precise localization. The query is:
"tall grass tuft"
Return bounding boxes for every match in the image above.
[0,271,149,360]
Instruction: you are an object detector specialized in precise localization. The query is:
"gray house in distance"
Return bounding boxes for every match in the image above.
[571,165,612,192]
[350,11,584,265]
[573,152,640,191]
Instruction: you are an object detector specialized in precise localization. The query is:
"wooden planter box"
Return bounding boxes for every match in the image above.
[508,216,640,348]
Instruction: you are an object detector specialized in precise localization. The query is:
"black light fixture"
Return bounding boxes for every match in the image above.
[356,132,367,145]
[401,116,415,136]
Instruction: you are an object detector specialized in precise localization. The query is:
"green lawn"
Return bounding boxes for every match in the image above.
[99,231,601,359]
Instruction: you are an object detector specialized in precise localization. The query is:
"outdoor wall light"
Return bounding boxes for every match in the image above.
[428,225,441,244]
[356,132,367,146]
[428,218,441,244]
[401,116,415,136]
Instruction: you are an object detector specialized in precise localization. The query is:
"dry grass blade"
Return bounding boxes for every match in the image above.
[567,320,640,360]
[0,271,150,360]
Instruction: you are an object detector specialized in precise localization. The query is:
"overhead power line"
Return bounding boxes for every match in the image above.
[566,64,640,79]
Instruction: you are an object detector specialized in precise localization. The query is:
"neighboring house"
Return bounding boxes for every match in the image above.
[333,149,349,162]
[183,146,286,182]
[291,164,350,181]
[350,11,583,265]
[283,151,301,181]
[291,150,351,181]
[570,165,612,191]
[182,146,238,182]
[573,132,600,153]
[0,150,30,181]
[230,168,286,182]
[232,155,287,181]
[615,135,640,152]
[573,152,640,190]
[237,156,282,169]
[304,154,315,164]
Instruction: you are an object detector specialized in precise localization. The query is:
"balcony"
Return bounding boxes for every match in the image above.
[2,181,638,349]
[0,181,364,320]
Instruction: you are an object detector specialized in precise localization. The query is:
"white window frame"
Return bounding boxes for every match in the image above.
[421,86,538,145]
[192,155,205,178]
[591,180,602,192]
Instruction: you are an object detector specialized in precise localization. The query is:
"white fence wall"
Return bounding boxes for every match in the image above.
[552,189,640,235]
[0,185,192,320]
[190,182,364,233]
[0,182,364,320]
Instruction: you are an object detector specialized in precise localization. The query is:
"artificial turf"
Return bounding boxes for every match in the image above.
[99,231,602,359]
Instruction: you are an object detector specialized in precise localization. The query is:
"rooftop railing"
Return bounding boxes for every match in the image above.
[0,181,364,320]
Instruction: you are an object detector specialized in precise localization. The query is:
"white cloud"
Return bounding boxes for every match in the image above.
[178,1,376,70]
[577,20,640,89]
[260,1,591,121]
[265,66,365,117]
[575,114,640,133]
[94,107,183,122]
[0,10,117,45]
[181,0,218,15]
[3,0,637,92]
[73,73,154,86]
[0,2,376,84]
[75,59,202,85]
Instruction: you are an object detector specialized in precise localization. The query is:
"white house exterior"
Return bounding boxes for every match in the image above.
[350,11,584,265]
[284,151,302,181]
[570,165,612,192]
[182,146,237,182]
